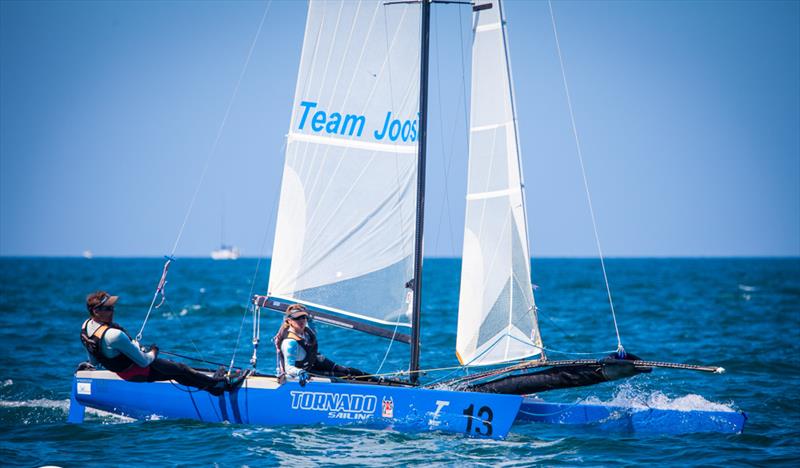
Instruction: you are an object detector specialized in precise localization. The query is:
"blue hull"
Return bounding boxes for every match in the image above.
[515,397,747,434]
[69,371,522,439]
[69,371,746,436]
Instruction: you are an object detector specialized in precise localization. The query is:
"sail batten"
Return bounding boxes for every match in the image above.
[269,0,421,327]
[456,0,542,367]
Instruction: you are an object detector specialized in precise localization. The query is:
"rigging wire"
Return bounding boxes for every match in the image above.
[372,5,409,377]
[374,315,403,376]
[430,5,459,256]
[546,0,623,353]
[136,0,273,342]
[227,141,285,375]
[159,298,211,364]
[168,0,273,258]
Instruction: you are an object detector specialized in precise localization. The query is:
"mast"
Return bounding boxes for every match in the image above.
[409,0,431,384]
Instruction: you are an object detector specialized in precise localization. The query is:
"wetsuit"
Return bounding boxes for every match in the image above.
[80,319,226,395]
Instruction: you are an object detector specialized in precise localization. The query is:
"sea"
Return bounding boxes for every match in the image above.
[1,257,798,466]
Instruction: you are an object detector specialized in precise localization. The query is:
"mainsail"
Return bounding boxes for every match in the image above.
[268,0,421,327]
[456,0,543,366]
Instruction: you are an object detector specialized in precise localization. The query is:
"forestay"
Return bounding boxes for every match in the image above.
[456,0,542,366]
[268,0,421,327]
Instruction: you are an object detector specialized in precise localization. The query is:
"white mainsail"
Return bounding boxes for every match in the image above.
[268,0,421,327]
[456,0,543,366]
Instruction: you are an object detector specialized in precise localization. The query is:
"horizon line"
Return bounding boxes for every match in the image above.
[1,254,798,260]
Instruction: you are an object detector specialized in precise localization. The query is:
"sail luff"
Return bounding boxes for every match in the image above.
[455,0,542,367]
[498,0,543,359]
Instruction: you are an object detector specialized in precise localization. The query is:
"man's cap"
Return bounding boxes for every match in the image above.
[86,291,119,312]
[285,304,309,319]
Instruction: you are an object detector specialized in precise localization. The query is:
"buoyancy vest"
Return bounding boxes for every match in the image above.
[288,327,319,369]
[80,320,136,373]
[275,326,319,374]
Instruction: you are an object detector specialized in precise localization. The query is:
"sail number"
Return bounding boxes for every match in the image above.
[463,403,493,436]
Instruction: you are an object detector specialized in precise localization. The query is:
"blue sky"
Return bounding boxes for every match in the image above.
[1,0,798,257]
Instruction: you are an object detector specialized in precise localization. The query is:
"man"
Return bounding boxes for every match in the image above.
[80,291,242,395]
[274,304,369,384]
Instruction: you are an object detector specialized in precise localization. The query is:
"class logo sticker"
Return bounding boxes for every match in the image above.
[381,397,394,418]
[290,391,377,421]
[428,400,450,428]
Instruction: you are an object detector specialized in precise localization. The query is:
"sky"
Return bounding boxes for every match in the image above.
[1,0,798,258]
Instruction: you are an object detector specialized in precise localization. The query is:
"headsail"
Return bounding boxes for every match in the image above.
[456,0,543,366]
[268,0,421,327]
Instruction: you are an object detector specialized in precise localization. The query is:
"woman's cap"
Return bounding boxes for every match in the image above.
[285,304,309,320]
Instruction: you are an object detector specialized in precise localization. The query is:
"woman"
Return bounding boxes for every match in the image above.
[273,304,369,384]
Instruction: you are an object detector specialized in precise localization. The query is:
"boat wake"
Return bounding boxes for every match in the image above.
[0,398,135,423]
[582,384,736,413]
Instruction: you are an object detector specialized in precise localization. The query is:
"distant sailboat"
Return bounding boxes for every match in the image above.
[210,202,239,260]
[211,245,240,260]
[82,250,93,259]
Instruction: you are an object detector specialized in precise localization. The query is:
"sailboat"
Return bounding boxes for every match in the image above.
[210,202,240,260]
[69,0,745,437]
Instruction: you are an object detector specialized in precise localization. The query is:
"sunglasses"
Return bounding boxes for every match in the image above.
[290,315,308,321]
[92,294,114,312]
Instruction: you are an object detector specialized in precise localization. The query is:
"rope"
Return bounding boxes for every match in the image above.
[136,256,172,342]
[547,0,623,353]
[136,0,272,343]
[160,350,231,369]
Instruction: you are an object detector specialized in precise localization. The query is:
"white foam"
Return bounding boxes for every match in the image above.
[738,284,757,292]
[0,398,69,410]
[583,384,736,413]
[2,379,12,387]
[85,407,135,422]
[0,398,135,422]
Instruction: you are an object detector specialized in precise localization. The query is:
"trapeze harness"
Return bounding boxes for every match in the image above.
[274,326,319,381]
[80,320,151,380]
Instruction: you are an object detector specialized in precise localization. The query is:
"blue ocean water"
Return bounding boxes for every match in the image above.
[1,257,798,466]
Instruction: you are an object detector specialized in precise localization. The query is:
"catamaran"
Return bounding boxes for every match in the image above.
[69,0,745,438]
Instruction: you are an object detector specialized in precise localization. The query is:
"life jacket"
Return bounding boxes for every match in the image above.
[80,319,136,373]
[274,326,319,376]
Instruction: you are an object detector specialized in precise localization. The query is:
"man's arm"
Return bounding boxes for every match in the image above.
[104,329,156,367]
